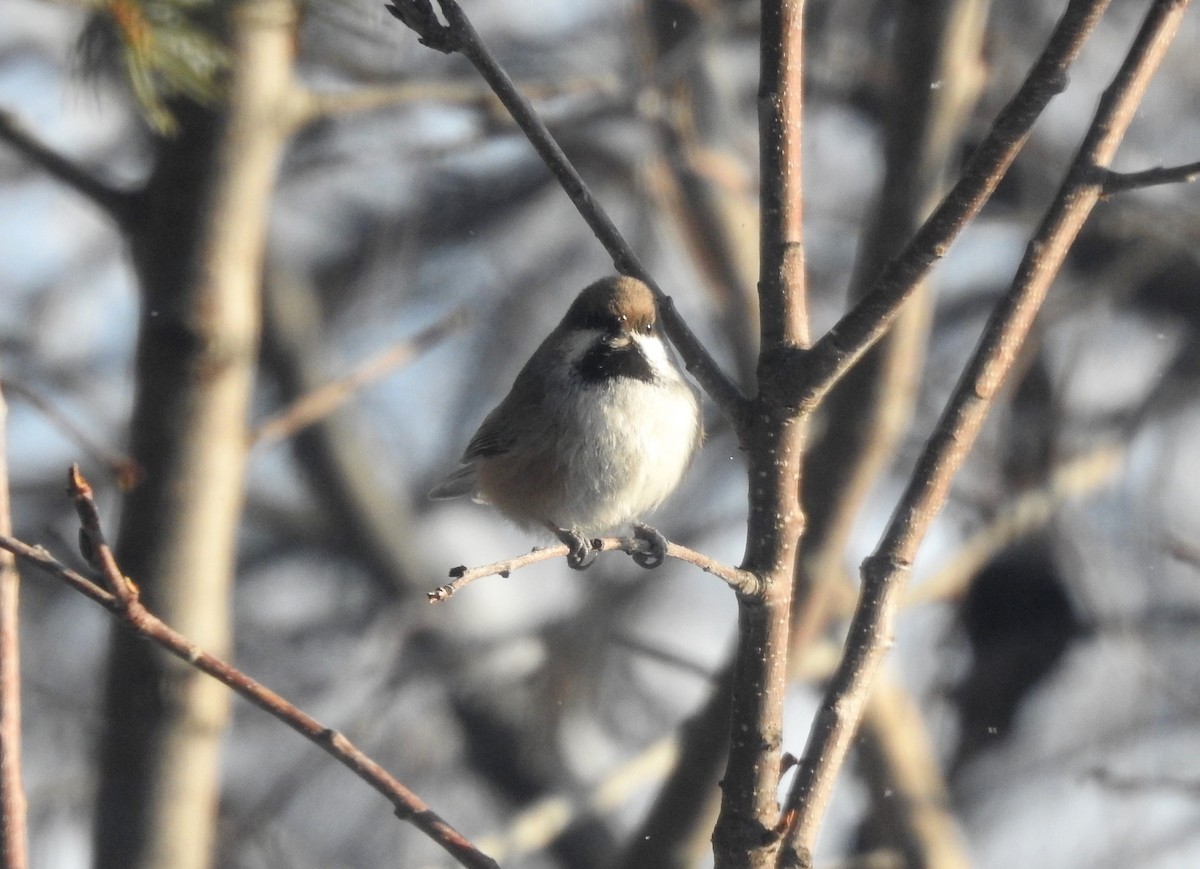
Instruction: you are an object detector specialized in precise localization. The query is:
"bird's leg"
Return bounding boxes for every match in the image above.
[631,523,667,569]
[548,524,598,570]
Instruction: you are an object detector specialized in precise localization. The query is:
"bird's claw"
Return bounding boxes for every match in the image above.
[632,524,667,569]
[556,528,598,571]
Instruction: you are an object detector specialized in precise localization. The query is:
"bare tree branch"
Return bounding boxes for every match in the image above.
[0,467,500,869]
[462,736,678,867]
[854,673,970,869]
[767,0,1114,411]
[1098,159,1200,196]
[777,1,1192,859]
[252,306,469,447]
[0,386,28,869]
[796,0,989,646]
[93,3,298,865]
[0,379,142,490]
[384,0,749,428]
[710,2,809,868]
[0,110,139,227]
[429,535,759,602]
[904,444,1124,608]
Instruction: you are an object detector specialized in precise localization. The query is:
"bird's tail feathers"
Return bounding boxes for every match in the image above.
[428,464,478,500]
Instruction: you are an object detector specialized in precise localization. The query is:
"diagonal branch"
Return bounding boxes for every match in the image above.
[384,0,748,428]
[776,0,1192,860]
[0,111,140,228]
[0,379,141,490]
[0,467,500,869]
[251,306,469,447]
[763,0,1114,411]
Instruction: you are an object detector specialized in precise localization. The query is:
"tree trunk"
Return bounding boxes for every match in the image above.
[93,3,296,867]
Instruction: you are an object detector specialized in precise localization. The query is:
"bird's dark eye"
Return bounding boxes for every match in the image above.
[642,322,654,335]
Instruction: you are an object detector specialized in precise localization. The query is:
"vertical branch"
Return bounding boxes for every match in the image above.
[779,0,1192,857]
[757,0,809,351]
[0,386,28,869]
[713,2,808,868]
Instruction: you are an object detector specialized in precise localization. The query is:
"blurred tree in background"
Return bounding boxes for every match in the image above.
[1,0,1199,867]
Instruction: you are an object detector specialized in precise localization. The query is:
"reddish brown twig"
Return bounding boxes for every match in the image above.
[429,536,759,602]
[252,306,469,447]
[776,1,1191,860]
[0,387,28,869]
[3,469,499,869]
[67,465,136,604]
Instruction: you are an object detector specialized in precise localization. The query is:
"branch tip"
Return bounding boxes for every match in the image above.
[66,463,91,500]
[384,0,459,53]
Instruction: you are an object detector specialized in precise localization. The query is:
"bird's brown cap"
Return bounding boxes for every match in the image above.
[564,275,658,336]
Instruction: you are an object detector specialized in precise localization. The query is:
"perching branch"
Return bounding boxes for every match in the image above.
[766,0,1114,411]
[429,535,759,602]
[384,0,749,428]
[0,111,140,227]
[0,467,499,869]
[777,0,1192,859]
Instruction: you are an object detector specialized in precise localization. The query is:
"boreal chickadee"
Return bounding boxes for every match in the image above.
[430,275,702,569]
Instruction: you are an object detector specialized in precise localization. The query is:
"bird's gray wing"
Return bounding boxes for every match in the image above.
[462,340,559,459]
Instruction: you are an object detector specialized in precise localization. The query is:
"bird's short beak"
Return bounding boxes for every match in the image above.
[604,333,633,348]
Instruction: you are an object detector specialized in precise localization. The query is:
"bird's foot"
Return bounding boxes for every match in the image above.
[554,527,598,570]
[632,524,668,569]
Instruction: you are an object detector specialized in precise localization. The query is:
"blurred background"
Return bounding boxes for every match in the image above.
[2,0,1200,867]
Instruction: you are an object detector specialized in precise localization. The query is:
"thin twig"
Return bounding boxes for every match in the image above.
[0,111,139,227]
[429,535,759,602]
[384,0,748,428]
[777,1,1191,860]
[0,380,142,490]
[1098,159,1200,196]
[1,470,499,869]
[67,466,136,604]
[251,306,469,447]
[767,0,1115,411]
[0,386,29,869]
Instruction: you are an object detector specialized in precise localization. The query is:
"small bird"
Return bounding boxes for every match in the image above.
[430,275,703,569]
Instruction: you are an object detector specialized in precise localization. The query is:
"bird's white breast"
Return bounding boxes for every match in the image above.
[553,333,700,533]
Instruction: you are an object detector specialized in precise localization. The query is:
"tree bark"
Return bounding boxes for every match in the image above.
[93,3,296,867]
